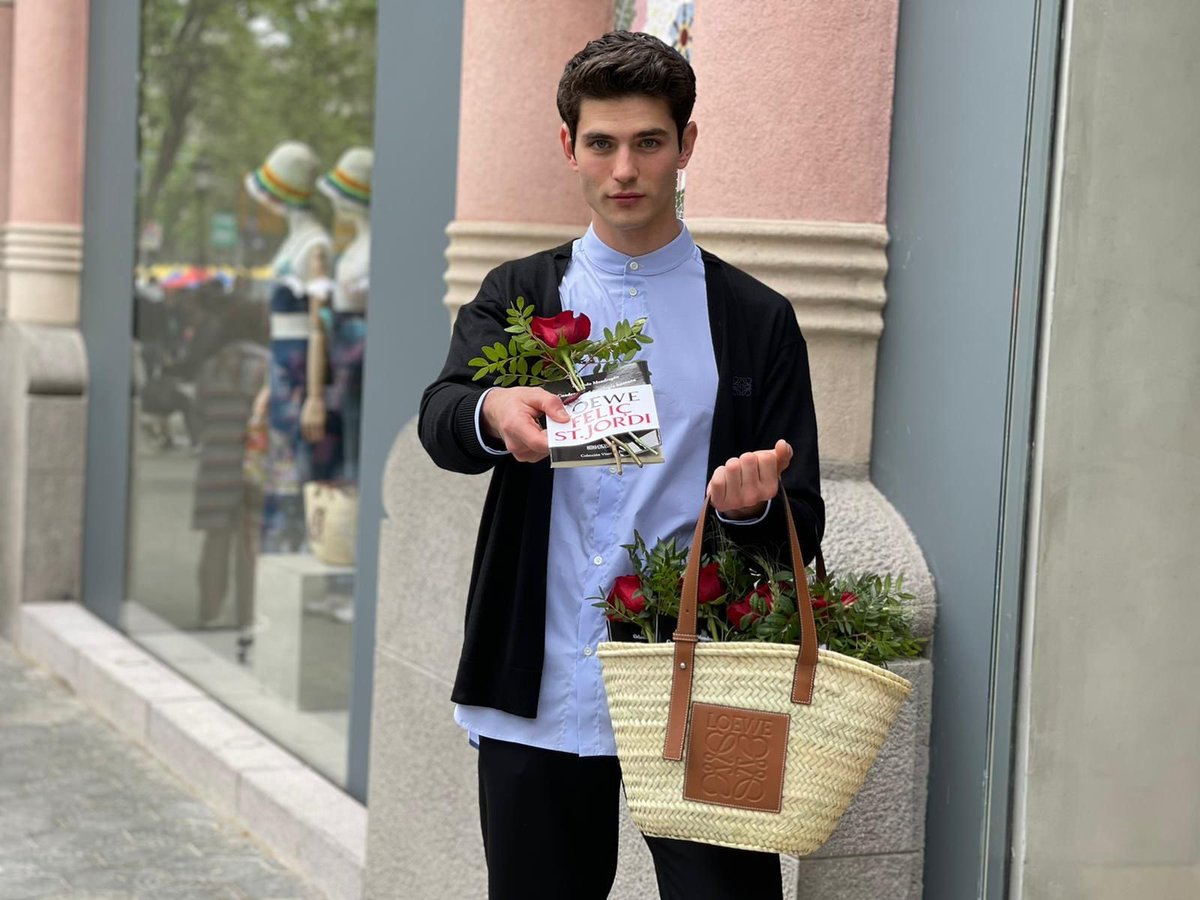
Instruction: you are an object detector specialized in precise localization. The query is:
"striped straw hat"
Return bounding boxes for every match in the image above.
[320,147,373,209]
[245,141,321,211]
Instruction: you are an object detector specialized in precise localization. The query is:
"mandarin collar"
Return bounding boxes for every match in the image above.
[579,221,697,276]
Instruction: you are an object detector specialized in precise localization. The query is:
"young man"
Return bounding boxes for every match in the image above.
[420,31,823,900]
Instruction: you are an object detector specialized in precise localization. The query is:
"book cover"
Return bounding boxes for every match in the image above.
[544,361,665,469]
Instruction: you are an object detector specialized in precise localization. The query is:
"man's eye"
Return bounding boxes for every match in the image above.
[640,139,661,149]
[590,140,611,151]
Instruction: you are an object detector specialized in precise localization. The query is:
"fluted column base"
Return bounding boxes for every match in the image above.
[0,222,84,324]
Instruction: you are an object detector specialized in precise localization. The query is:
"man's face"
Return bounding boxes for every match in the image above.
[561,95,697,254]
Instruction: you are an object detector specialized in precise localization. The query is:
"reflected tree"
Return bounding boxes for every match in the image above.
[139,0,377,263]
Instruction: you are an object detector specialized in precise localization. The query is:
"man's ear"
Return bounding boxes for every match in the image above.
[560,122,579,171]
[677,120,698,170]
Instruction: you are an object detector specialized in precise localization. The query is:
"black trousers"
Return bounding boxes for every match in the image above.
[477,736,784,900]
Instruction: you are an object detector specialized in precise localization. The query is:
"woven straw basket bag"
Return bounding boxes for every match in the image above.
[597,487,913,856]
[303,481,358,567]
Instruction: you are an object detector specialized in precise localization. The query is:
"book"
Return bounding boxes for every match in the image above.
[544,361,665,469]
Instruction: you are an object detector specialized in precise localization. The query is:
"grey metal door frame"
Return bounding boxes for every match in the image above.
[878,0,1063,896]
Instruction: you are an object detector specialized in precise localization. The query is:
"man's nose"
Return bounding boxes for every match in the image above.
[612,147,637,182]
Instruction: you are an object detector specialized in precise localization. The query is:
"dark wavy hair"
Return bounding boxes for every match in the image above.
[557,31,696,149]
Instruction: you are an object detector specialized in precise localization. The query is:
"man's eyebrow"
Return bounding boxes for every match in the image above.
[579,127,671,141]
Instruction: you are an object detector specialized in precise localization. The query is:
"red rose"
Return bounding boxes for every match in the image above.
[606,574,646,620]
[680,563,724,605]
[727,583,776,628]
[531,311,591,347]
[813,589,855,616]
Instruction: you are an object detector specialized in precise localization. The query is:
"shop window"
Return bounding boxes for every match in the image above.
[127,0,378,788]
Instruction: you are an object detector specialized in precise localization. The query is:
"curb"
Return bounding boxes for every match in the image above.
[15,602,365,900]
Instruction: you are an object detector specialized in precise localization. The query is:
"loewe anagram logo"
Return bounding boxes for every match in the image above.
[701,715,772,802]
[684,704,789,813]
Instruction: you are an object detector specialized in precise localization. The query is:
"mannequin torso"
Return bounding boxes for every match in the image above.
[332,205,369,313]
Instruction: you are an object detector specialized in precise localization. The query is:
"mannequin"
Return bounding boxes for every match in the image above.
[317,147,372,483]
[244,141,339,558]
[286,148,375,627]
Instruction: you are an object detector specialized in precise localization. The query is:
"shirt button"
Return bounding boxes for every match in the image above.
[593,555,604,566]
[608,466,618,474]
[629,261,639,270]
[583,646,594,657]
[628,287,638,297]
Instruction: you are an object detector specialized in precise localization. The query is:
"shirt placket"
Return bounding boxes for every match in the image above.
[574,267,644,754]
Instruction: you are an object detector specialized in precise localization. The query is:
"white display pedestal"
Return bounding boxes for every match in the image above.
[253,553,354,710]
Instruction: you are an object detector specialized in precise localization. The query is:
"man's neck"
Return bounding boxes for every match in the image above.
[591,218,681,257]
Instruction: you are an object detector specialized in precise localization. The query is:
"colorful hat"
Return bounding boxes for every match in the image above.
[244,141,321,211]
[319,147,373,209]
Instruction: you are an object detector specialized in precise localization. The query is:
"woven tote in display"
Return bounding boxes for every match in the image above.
[303,481,358,567]
[597,487,912,856]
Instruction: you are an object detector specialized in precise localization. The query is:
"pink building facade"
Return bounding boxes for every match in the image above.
[10,3,1189,899]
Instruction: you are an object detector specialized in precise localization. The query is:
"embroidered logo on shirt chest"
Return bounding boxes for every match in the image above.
[732,376,753,397]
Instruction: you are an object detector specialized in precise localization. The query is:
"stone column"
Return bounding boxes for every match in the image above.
[0,0,90,639]
[1,0,89,324]
[684,5,932,898]
[0,2,13,282]
[686,0,898,471]
[372,5,935,898]
[442,0,613,315]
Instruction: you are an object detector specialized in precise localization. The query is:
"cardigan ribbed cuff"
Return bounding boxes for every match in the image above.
[454,392,489,459]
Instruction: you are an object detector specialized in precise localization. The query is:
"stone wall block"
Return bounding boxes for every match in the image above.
[24,395,85,471]
[815,658,932,857]
[21,469,83,603]
[794,850,923,900]
[364,647,486,900]
[377,419,487,682]
[0,323,87,635]
[821,478,936,640]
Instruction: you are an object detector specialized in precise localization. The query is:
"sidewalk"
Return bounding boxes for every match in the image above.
[0,640,323,899]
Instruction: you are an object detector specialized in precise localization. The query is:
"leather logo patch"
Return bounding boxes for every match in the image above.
[683,703,789,813]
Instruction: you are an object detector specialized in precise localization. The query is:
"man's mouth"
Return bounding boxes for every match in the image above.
[610,192,644,203]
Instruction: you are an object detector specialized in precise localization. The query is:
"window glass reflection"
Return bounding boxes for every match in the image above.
[127,1,377,788]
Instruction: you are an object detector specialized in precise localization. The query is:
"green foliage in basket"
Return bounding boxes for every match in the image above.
[593,528,928,667]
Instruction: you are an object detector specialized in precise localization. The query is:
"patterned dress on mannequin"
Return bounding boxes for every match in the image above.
[261,228,344,553]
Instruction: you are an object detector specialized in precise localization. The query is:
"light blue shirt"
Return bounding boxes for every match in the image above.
[458,223,766,756]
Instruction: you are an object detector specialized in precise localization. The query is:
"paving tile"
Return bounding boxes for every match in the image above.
[0,639,323,900]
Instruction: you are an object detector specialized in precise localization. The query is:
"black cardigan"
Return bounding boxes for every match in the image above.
[419,241,824,717]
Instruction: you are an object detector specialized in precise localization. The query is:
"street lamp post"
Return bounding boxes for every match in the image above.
[193,157,214,267]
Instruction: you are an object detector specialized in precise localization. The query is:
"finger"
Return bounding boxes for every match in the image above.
[506,416,547,455]
[534,390,571,423]
[723,457,743,505]
[707,467,727,506]
[749,451,775,498]
[775,439,793,474]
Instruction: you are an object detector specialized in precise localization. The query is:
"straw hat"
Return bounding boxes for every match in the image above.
[244,141,321,211]
[319,147,373,209]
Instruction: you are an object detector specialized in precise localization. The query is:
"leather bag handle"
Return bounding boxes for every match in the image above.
[662,483,819,761]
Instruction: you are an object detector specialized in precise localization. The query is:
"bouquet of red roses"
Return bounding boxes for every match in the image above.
[469,297,657,471]
[593,528,927,666]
